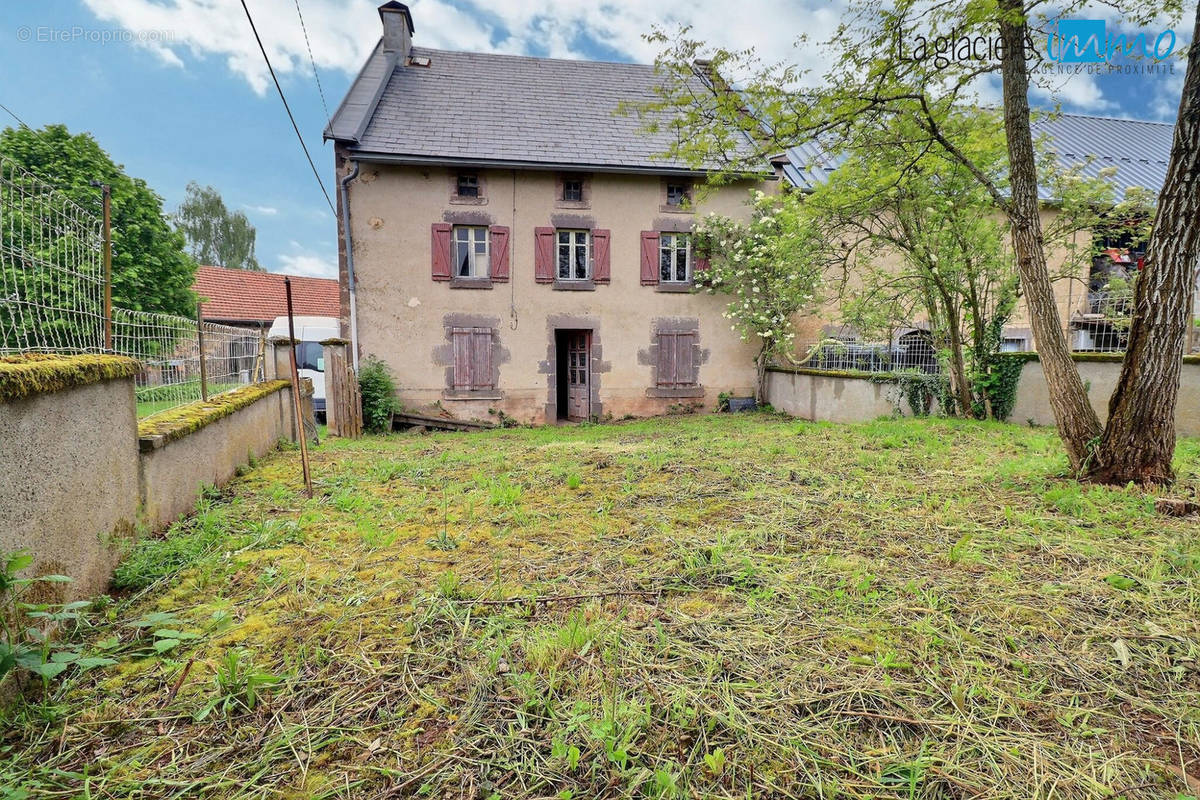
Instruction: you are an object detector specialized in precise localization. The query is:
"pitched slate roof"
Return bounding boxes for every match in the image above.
[780,114,1174,202]
[193,265,340,325]
[328,45,751,173]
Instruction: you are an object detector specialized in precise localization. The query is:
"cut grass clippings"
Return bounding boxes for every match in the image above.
[2,414,1199,799]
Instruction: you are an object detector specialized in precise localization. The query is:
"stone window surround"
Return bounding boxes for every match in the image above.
[653,218,697,291]
[434,313,509,400]
[555,172,592,209]
[538,314,610,421]
[450,170,488,205]
[660,177,695,214]
[443,211,496,288]
[638,317,708,398]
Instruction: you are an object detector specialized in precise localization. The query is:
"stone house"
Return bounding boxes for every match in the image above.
[325,2,768,424]
[328,2,1188,424]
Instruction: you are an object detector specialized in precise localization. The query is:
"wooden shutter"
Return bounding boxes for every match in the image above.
[451,327,472,389]
[693,254,710,278]
[471,328,493,390]
[640,231,659,285]
[657,332,677,387]
[675,332,695,385]
[534,227,556,283]
[431,223,452,281]
[592,229,611,283]
[489,226,510,281]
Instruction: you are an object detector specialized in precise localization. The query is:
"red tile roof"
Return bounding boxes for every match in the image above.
[194,265,340,324]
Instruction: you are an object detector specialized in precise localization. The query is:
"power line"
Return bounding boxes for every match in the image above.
[293,0,332,128]
[0,100,31,130]
[239,0,335,216]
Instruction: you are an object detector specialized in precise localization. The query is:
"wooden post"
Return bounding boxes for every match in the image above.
[195,303,208,402]
[285,278,314,497]
[101,184,112,351]
[322,338,362,439]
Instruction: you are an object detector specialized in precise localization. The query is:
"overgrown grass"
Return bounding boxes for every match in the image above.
[2,414,1199,799]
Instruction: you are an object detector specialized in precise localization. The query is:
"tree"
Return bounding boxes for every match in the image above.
[641,0,1194,483]
[0,124,196,318]
[175,182,262,271]
[695,190,826,400]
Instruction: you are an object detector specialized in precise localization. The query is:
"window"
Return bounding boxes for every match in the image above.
[562,178,584,202]
[453,226,489,278]
[1000,337,1027,353]
[656,331,697,388]
[659,233,692,283]
[456,173,479,198]
[666,182,691,207]
[557,229,591,280]
[295,342,324,372]
[450,327,494,391]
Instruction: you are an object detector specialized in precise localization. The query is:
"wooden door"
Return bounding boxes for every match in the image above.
[566,331,590,421]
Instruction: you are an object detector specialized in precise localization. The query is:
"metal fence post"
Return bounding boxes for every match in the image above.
[196,303,208,402]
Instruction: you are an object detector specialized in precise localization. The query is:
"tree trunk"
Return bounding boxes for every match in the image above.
[1088,4,1200,485]
[997,0,1101,470]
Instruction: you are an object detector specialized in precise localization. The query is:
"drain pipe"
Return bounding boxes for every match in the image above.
[338,158,361,372]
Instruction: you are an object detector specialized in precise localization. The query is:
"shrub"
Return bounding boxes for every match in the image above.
[359,356,400,434]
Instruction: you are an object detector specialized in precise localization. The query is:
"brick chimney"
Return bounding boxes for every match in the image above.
[378,2,414,60]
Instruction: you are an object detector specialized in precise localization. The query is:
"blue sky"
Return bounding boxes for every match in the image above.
[0,1,1189,279]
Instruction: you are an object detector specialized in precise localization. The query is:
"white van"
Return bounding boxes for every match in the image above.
[268,316,339,417]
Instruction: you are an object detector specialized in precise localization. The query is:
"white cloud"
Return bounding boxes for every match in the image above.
[277,247,336,278]
[244,203,279,215]
[81,0,838,95]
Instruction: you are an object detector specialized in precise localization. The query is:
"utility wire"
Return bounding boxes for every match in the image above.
[239,0,336,215]
[0,100,31,130]
[293,0,332,128]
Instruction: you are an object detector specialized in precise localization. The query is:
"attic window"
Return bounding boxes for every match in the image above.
[456,173,480,198]
[563,178,584,202]
[666,182,691,207]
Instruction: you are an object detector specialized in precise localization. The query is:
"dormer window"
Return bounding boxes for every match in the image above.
[666,182,691,207]
[456,173,480,198]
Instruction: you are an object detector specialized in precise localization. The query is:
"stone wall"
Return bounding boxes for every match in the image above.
[764,367,935,422]
[1007,354,1200,436]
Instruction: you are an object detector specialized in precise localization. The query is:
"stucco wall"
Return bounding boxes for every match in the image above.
[1009,357,1200,436]
[139,386,294,531]
[0,375,139,601]
[765,367,927,422]
[344,164,766,423]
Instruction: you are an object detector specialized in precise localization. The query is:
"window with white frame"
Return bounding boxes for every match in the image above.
[453,226,489,278]
[659,233,692,283]
[557,229,591,281]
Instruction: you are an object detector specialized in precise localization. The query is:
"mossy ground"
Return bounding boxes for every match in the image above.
[3,414,1199,799]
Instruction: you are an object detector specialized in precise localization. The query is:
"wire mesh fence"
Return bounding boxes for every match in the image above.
[1,154,266,418]
[792,334,942,375]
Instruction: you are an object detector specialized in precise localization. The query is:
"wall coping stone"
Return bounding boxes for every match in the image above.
[765,364,898,383]
[994,351,1200,365]
[0,353,140,402]
[137,380,291,451]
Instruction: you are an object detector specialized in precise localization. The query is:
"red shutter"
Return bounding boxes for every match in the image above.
[693,254,710,278]
[640,231,659,285]
[471,328,493,390]
[489,226,510,281]
[592,229,611,283]
[432,223,452,281]
[534,227,556,283]
[451,327,472,388]
[657,332,676,387]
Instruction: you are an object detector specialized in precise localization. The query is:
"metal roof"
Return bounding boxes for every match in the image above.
[780,114,1174,202]
[327,45,755,173]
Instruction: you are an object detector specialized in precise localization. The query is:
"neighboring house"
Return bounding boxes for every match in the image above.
[326,2,767,424]
[193,264,340,330]
[778,114,1179,353]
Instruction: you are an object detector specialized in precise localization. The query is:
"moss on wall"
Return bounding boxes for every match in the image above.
[0,353,140,402]
[137,380,291,447]
[765,365,896,383]
[995,351,1200,365]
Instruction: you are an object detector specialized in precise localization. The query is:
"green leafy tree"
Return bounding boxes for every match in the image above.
[175,182,262,271]
[0,124,196,318]
[641,0,1199,484]
[696,190,826,400]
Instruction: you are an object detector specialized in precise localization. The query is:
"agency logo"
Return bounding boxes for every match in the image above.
[1046,19,1176,64]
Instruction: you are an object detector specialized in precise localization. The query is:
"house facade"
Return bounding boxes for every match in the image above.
[327,2,767,424]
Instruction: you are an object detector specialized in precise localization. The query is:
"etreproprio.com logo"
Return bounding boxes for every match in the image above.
[895,18,1178,75]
